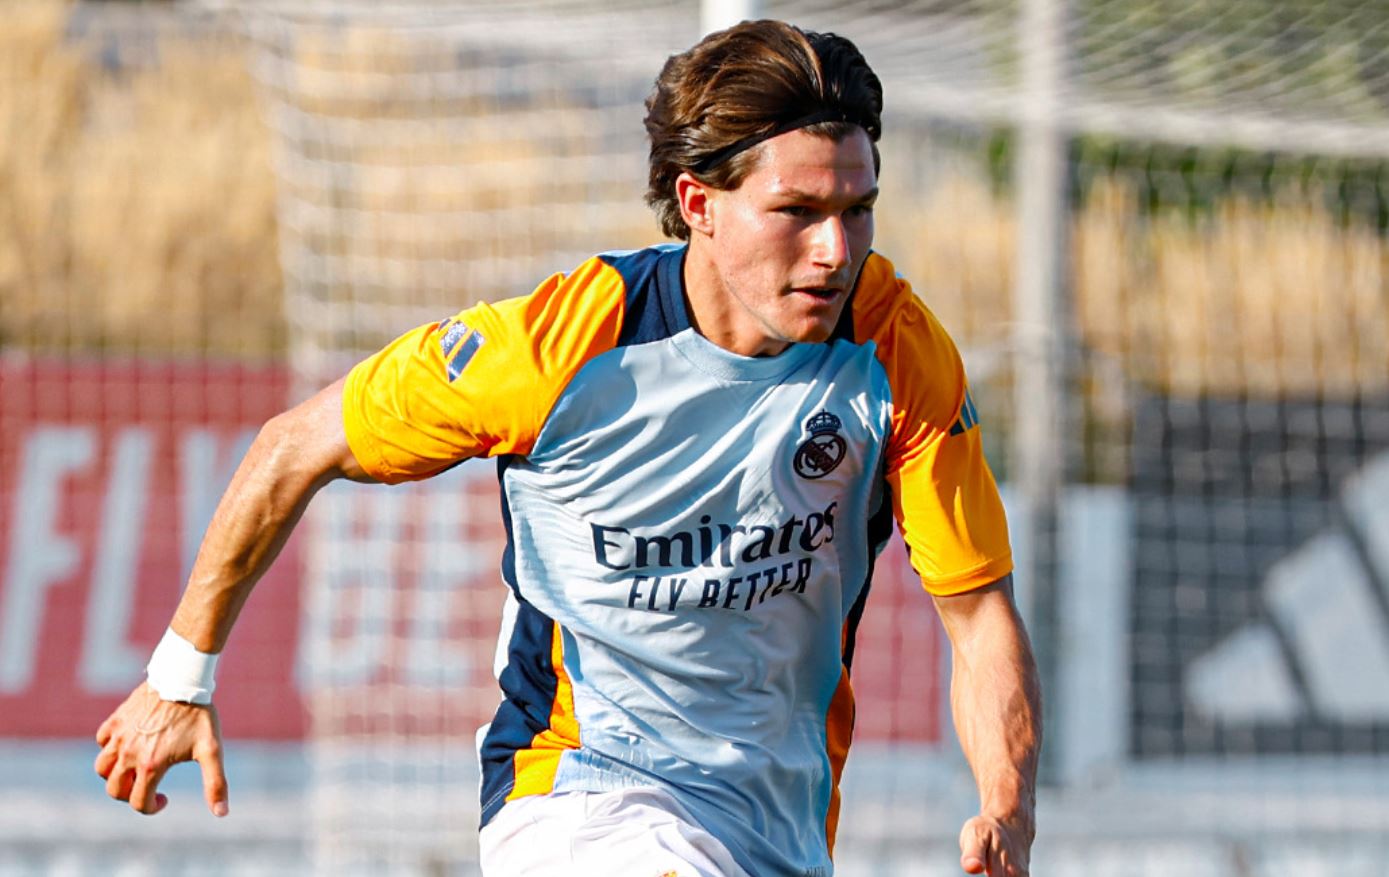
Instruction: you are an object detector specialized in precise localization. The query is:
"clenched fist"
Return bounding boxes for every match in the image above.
[959,812,1033,876]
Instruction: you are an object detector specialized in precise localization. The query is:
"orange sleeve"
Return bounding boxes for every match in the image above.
[342,258,625,484]
[855,255,1013,595]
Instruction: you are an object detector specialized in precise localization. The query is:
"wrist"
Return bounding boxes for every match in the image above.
[981,785,1036,830]
[146,627,220,704]
[980,803,1036,843]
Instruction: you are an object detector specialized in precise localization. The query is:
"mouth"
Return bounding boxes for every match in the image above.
[790,286,844,302]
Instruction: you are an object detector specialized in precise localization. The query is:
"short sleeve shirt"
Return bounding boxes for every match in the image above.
[342,244,1012,877]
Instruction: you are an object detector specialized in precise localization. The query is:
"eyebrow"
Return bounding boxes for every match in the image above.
[776,186,880,204]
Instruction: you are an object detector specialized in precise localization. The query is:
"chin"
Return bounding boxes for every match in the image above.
[787,323,836,345]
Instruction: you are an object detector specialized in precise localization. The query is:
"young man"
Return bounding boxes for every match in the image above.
[95,20,1040,877]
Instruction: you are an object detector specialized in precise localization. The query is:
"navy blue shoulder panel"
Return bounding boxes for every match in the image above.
[599,244,692,347]
[602,243,870,347]
[829,249,878,345]
[830,296,856,344]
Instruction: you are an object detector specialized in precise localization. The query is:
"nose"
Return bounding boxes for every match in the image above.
[810,215,850,272]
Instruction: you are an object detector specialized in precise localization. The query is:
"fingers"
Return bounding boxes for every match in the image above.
[106,761,135,803]
[101,752,171,816]
[959,835,987,874]
[959,816,1027,877]
[196,739,230,817]
[97,745,179,815]
[959,817,987,874]
[94,742,118,779]
[95,692,226,818]
[130,757,177,816]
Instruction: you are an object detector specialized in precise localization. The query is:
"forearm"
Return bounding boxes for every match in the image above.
[938,578,1042,833]
[950,624,1040,829]
[170,421,325,652]
[169,378,366,653]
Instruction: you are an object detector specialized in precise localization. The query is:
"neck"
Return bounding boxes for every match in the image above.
[681,237,790,358]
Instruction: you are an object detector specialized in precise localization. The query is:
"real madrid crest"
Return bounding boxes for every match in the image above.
[794,411,847,479]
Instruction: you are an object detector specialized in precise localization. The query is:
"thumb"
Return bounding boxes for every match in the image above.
[196,740,230,817]
[959,819,988,874]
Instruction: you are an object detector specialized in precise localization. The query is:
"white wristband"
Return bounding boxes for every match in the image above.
[146,628,219,705]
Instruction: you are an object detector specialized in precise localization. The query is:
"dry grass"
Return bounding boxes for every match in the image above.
[1074,180,1389,397]
[892,169,1388,398]
[0,0,282,358]
[4,1,1384,398]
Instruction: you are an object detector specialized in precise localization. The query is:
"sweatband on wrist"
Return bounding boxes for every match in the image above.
[146,627,219,705]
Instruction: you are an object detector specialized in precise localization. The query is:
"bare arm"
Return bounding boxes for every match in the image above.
[169,376,372,651]
[95,377,372,816]
[933,574,1042,877]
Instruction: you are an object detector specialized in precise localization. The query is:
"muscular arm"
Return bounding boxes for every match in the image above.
[95,377,372,816]
[933,574,1042,877]
[170,376,372,651]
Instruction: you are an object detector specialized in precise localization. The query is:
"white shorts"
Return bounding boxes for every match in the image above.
[479,786,751,877]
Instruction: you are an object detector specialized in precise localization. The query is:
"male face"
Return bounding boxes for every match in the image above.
[681,127,878,357]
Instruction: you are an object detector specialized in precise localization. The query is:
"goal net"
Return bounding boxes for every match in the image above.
[3,0,1387,874]
[236,1,1389,873]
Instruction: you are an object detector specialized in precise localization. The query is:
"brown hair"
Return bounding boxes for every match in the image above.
[644,20,884,240]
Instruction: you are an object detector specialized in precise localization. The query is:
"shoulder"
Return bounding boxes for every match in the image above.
[479,243,680,344]
[841,252,970,449]
[849,252,964,379]
[591,243,682,295]
[460,243,676,363]
[478,254,622,338]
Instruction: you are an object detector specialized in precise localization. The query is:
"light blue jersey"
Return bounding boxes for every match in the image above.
[342,245,1012,876]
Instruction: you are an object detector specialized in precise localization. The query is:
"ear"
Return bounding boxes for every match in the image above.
[675,172,715,238]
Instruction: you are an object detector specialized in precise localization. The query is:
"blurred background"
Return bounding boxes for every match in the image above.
[2,0,1388,873]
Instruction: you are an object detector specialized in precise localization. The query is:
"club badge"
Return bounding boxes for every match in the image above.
[794,411,846,479]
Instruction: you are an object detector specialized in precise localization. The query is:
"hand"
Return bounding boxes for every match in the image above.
[94,682,229,817]
[959,813,1032,876]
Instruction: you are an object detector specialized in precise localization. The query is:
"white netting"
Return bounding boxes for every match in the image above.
[4,0,1388,874]
[772,0,1389,155]
[232,2,1389,874]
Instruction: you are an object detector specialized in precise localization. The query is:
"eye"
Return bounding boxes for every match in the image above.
[847,204,875,218]
[777,205,813,218]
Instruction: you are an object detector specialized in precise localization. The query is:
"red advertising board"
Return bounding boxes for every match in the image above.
[0,357,302,738]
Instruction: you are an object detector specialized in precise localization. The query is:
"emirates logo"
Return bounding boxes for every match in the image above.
[793,411,846,479]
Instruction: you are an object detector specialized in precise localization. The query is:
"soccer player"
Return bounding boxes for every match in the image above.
[95,20,1040,877]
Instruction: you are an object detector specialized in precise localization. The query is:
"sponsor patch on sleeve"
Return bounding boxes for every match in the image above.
[948,390,980,436]
[437,319,484,381]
